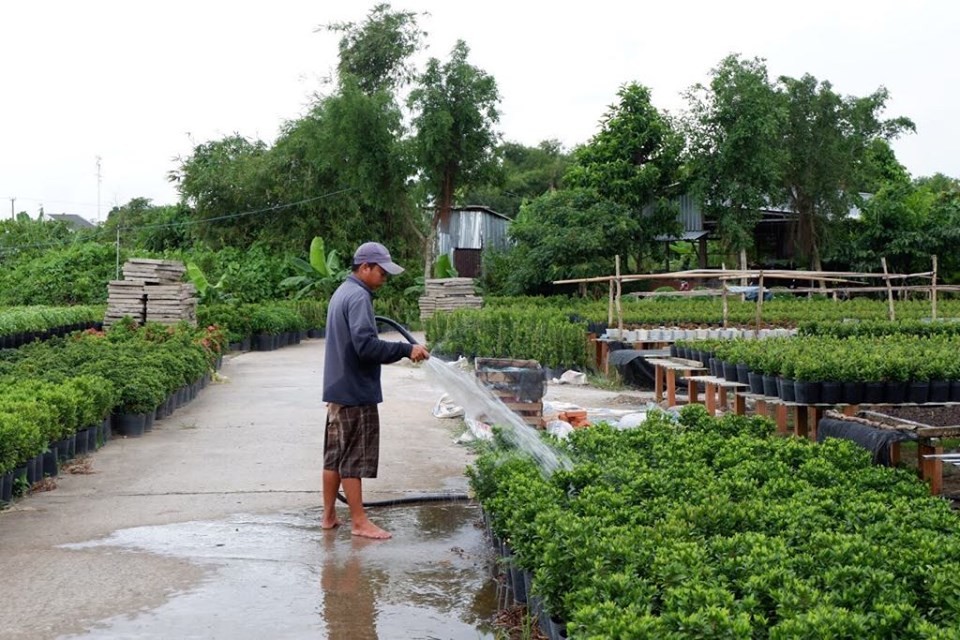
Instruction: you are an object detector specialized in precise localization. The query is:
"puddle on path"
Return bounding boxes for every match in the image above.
[61,503,497,639]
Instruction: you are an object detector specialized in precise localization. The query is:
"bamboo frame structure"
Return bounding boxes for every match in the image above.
[555,257,949,327]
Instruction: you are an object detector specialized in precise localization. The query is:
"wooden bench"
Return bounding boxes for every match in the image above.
[686,376,749,415]
[646,358,707,406]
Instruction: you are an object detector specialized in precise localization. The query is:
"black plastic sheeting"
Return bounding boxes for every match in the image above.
[816,417,918,466]
[606,343,675,390]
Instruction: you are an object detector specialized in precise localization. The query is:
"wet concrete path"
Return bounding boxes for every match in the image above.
[0,336,492,639]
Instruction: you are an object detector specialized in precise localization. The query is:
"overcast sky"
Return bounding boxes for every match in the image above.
[1,0,956,223]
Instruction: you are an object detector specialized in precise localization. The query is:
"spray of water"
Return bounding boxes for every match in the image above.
[424,358,572,475]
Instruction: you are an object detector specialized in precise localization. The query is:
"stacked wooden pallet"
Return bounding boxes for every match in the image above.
[475,357,545,428]
[418,277,483,319]
[145,283,198,324]
[122,258,186,284]
[104,259,197,327]
[104,281,147,326]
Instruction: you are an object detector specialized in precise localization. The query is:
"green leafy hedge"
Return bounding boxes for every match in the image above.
[0,321,226,472]
[425,307,590,369]
[471,406,960,638]
[0,305,103,337]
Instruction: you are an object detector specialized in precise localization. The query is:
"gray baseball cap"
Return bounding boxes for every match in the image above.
[353,241,404,275]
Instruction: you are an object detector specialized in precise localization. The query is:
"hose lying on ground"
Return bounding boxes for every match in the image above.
[336,493,473,507]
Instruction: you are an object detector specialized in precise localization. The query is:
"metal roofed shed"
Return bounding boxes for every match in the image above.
[435,205,511,278]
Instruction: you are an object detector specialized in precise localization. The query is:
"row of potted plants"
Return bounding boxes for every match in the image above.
[0,375,116,503]
[0,305,104,348]
[197,300,325,351]
[0,320,227,505]
[677,334,960,405]
[471,405,960,637]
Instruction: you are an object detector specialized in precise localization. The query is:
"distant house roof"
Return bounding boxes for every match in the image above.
[47,213,95,229]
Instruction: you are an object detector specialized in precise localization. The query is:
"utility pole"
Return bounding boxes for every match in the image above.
[96,155,103,224]
[8,197,13,220]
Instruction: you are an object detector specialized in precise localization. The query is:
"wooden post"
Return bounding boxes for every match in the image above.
[919,440,943,495]
[932,255,938,321]
[608,279,614,326]
[615,255,623,336]
[881,257,895,321]
[721,263,729,328]
[755,270,764,333]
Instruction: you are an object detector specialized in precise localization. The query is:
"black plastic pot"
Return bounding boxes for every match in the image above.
[794,381,822,404]
[820,381,842,405]
[43,449,59,477]
[762,375,778,397]
[842,381,864,405]
[85,427,98,452]
[144,411,155,432]
[256,333,274,351]
[722,361,738,381]
[950,381,960,402]
[75,430,89,455]
[669,345,679,357]
[0,471,12,503]
[864,382,885,404]
[779,377,796,402]
[116,413,147,437]
[885,381,908,404]
[908,381,929,404]
[736,363,750,385]
[930,380,951,403]
[748,372,764,395]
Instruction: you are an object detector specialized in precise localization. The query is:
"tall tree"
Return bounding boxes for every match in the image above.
[321,3,425,94]
[408,40,501,276]
[684,55,786,266]
[778,75,914,270]
[169,135,272,248]
[565,82,684,270]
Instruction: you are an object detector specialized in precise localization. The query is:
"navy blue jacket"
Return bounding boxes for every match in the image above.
[322,275,412,405]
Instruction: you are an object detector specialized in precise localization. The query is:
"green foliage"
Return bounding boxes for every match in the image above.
[777,74,915,270]
[102,197,193,252]
[461,139,573,217]
[565,82,684,268]
[0,216,74,268]
[684,54,786,255]
[425,307,589,368]
[502,188,637,294]
[323,3,425,94]
[472,413,960,635]
[0,242,123,306]
[279,236,347,299]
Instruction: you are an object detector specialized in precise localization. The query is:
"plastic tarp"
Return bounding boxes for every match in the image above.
[816,417,918,466]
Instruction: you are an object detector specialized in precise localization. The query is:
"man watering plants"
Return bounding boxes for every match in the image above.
[321,241,430,539]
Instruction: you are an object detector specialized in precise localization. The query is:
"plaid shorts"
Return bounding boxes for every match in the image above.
[323,403,380,478]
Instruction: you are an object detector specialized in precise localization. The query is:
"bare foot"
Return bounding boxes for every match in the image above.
[351,522,392,540]
[321,515,343,530]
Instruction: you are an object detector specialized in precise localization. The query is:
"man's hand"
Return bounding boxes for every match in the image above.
[409,344,430,362]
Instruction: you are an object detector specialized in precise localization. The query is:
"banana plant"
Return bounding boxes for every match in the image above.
[280,236,347,299]
[186,262,227,304]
